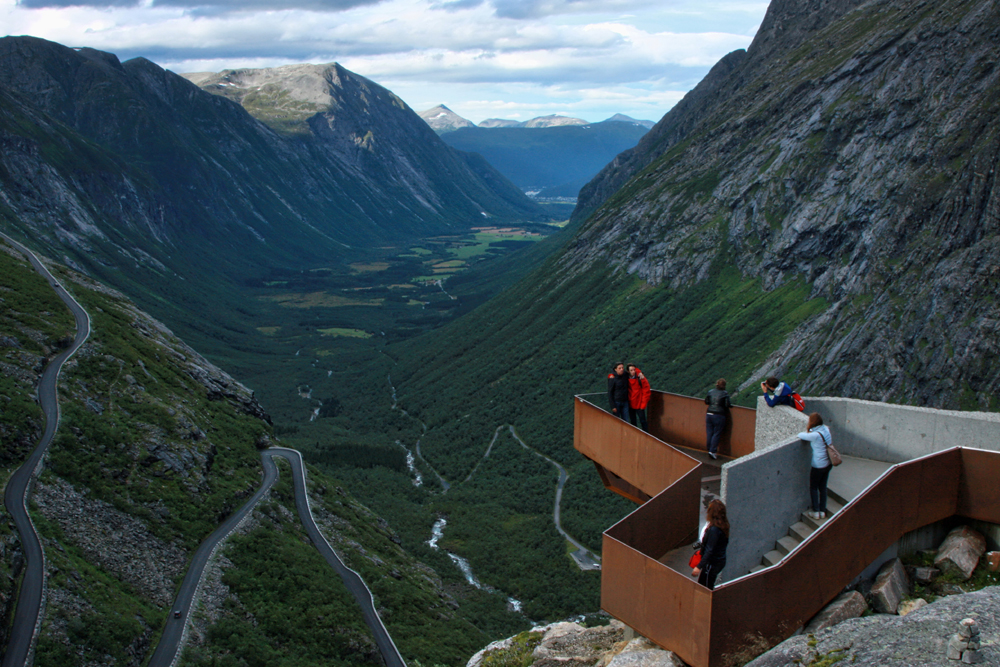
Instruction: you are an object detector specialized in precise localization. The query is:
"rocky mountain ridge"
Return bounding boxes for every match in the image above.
[564,0,1000,407]
[0,37,544,348]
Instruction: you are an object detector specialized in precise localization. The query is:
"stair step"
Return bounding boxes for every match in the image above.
[776,536,799,556]
[789,522,814,542]
[749,564,765,574]
[827,487,849,507]
[763,550,784,567]
[827,498,844,513]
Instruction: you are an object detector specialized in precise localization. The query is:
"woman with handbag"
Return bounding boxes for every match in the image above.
[691,500,729,590]
[798,413,834,520]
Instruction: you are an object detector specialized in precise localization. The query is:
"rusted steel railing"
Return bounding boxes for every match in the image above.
[575,395,703,499]
[577,397,1000,667]
[603,464,710,667]
[647,391,756,458]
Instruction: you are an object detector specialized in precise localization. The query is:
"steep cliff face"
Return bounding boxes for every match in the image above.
[185,62,544,227]
[567,0,1000,407]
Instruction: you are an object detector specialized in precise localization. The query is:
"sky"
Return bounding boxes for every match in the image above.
[2,0,769,124]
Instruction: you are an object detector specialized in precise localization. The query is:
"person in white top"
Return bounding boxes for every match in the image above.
[797,413,833,520]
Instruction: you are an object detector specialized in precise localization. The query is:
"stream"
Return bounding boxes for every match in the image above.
[428,517,522,613]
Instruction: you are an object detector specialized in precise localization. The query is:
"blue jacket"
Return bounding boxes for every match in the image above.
[798,425,833,468]
[764,381,795,407]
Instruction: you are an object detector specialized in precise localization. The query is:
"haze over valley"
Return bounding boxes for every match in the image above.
[2,0,1000,664]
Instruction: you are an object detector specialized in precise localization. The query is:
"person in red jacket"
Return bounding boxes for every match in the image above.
[626,364,651,432]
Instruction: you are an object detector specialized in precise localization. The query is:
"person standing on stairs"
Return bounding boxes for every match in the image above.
[692,500,729,590]
[798,413,833,520]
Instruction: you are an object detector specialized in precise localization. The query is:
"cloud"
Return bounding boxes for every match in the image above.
[3,0,765,125]
[17,0,380,10]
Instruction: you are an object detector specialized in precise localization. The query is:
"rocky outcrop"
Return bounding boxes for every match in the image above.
[34,478,187,607]
[468,621,686,667]
[804,591,868,632]
[746,588,1000,667]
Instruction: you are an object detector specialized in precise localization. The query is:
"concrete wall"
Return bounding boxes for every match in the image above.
[754,399,808,450]
[721,429,813,582]
[806,397,1000,463]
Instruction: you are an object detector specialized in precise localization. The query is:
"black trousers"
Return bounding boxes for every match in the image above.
[810,465,832,512]
[629,407,648,432]
[698,561,725,590]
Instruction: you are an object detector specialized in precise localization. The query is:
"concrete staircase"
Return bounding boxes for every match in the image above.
[750,488,847,573]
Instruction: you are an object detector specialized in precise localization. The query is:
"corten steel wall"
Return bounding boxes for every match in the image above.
[603,466,710,667]
[709,448,971,667]
[575,396,702,498]
[579,390,1000,667]
[958,448,1000,521]
[579,391,756,459]
[648,391,756,458]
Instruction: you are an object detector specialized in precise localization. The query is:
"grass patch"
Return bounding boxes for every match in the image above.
[259,292,383,308]
[317,327,373,339]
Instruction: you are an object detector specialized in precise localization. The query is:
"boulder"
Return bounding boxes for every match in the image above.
[870,558,909,614]
[911,566,938,584]
[804,591,868,632]
[898,598,928,616]
[745,588,1000,667]
[606,638,686,667]
[934,526,987,581]
[532,621,625,667]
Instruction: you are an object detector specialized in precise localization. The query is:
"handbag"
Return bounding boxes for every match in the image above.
[819,430,842,466]
[688,549,702,568]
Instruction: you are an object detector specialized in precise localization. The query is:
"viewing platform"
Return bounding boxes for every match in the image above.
[574,391,1000,667]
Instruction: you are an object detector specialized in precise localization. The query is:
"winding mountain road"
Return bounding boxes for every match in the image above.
[507,426,601,570]
[148,447,405,667]
[1,233,91,667]
[1,234,403,667]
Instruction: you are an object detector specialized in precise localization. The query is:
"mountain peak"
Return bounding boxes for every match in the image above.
[603,113,655,128]
[520,114,587,128]
[418,104,475,134]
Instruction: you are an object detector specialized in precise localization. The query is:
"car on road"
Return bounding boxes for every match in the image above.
[173,610,182,619]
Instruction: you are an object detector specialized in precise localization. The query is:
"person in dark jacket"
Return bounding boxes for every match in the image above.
[626,364,651,432]
[607,362,629,421]
[761,376,795,407]
[704,378,731,460]
[692,499,729,590]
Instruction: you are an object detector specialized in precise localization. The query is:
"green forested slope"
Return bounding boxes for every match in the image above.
[0,244,519,666]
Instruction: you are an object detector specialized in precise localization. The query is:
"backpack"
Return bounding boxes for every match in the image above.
[791,392,805,411]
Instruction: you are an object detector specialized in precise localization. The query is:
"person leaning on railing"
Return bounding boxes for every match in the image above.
[704,378,731,460]
[760,376,795,407]
[798,413,833,520]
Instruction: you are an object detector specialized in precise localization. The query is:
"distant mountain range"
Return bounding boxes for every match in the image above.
[419,105,654,133]
[433,119,651,200]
